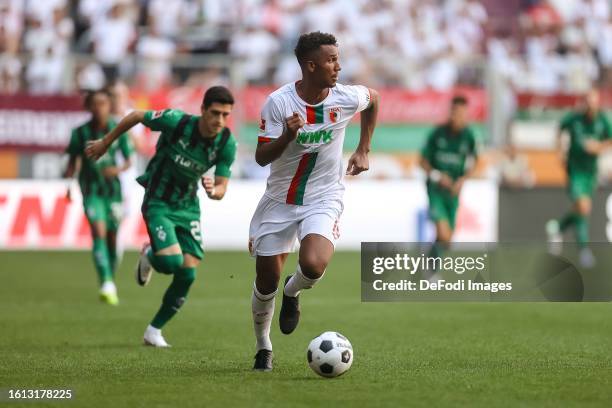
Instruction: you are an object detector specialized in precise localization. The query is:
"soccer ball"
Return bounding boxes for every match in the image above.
[306,331,353,378]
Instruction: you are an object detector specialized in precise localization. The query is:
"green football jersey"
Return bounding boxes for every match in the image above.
[421,124,479,181]
[137,109,237,207]
[560,111,611,173]
[66,120,133,200]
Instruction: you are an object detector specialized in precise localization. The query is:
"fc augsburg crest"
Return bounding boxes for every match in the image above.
[329,107,342,123]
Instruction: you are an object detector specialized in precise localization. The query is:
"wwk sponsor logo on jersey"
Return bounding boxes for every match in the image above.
[296,129,333,146]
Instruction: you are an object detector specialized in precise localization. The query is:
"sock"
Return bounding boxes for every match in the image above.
[92,237,113,284]
[150,266,196,329]
[252,283,276,351]
[107,239,118,277]
[559,212,577,232]
[146,248,184,275]
[284,264,322,298]
[575,214,589,247]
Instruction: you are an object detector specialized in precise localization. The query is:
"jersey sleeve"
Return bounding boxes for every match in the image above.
[257,96,284,143]
[345,85,371,114]
[66,129,82,156]
[117,133,134,159]
[215,135,237,178]
[142,109,184,133]
[559,113,574,132]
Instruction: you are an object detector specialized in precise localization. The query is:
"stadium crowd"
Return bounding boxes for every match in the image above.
[0,0,610,93]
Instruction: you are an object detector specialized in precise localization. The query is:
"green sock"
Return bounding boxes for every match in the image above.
[146,248,183,275]
[151,267,196,329]
[559,212,577,232]
[575,215,589,247]
[92,237,113,284]
[107,240,117,277]
[428,241,446,259]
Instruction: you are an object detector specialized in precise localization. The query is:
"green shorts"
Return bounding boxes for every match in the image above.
[568,170,596,200]
[83,196,122,231]
[427,183,459,230]
[142,199,204,259]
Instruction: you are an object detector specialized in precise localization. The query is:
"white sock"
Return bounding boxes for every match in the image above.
[146,324,161,335]
[284,265,323,297]
[252,283,276,351]
[100,281,116,293]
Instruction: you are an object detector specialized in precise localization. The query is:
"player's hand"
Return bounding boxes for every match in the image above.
[285,112,305,140]
[346,150,369,176]
[584,139,602,155]
[451,177,465,196]
[85,138,109,161]
[202,176,216,198]
[102,166,121,179]
[438,173,454,190]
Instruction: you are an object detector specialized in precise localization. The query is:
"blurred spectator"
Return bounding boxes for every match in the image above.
[91,0,136,82]
[230,24,280,84]
[147,0,191,38]
[136,27,177,90]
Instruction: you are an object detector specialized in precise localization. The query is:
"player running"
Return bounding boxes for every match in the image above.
[249,32,379,371]
[64,89,133,305]
[420,96,480,264]
[86,86,237,347]
[546,89,612,267]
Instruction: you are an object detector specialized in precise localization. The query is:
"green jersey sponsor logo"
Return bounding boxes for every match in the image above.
[296,129,333,145]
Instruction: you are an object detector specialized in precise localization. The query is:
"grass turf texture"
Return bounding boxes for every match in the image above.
[1,251,611,408]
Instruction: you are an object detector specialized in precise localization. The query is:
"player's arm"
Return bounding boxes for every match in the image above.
[346,88,379,176]
[204,136,236,200]
[419,130,453,190]
[255,112,304,166]
[85,110,146,160]
[63,130,83,201]
[202,176,228,200]
[101,133,134,179]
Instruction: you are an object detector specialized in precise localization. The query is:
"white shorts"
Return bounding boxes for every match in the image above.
[249,194,343,257]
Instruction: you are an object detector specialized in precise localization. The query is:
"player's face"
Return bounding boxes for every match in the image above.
[201,102,233,135]
[449,104,467,130]
[585,90,600,116]
[90,93,111,123]
[310,45,341,87]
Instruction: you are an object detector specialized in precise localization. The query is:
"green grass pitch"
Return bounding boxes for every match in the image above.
[1,251,611,407]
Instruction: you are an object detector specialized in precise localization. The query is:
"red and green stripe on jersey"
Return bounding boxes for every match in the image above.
[306,104,325,124]
[286,152,318,205]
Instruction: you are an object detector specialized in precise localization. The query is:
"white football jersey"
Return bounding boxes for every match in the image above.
[258,81,370,205]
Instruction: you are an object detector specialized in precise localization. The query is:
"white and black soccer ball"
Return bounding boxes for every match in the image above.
[307,331,353,378]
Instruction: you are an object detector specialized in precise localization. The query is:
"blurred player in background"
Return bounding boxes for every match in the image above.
[420,96,479,266]
[546,89,612,267]
[249,32,379,371]
[63,89,134,305]
[86,86,237,347]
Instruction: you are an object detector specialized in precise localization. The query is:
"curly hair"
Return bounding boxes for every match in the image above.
[294,31,337,65]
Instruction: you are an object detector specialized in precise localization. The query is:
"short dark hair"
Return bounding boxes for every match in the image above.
[83,88,112,109]
[203,86,234,109]
[294,31,337,65]
[451,95,468,107]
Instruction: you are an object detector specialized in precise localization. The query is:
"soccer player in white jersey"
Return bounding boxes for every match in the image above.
[249,31,379,371]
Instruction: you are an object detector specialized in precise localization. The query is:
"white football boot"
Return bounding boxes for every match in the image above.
[143,325,171,348]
